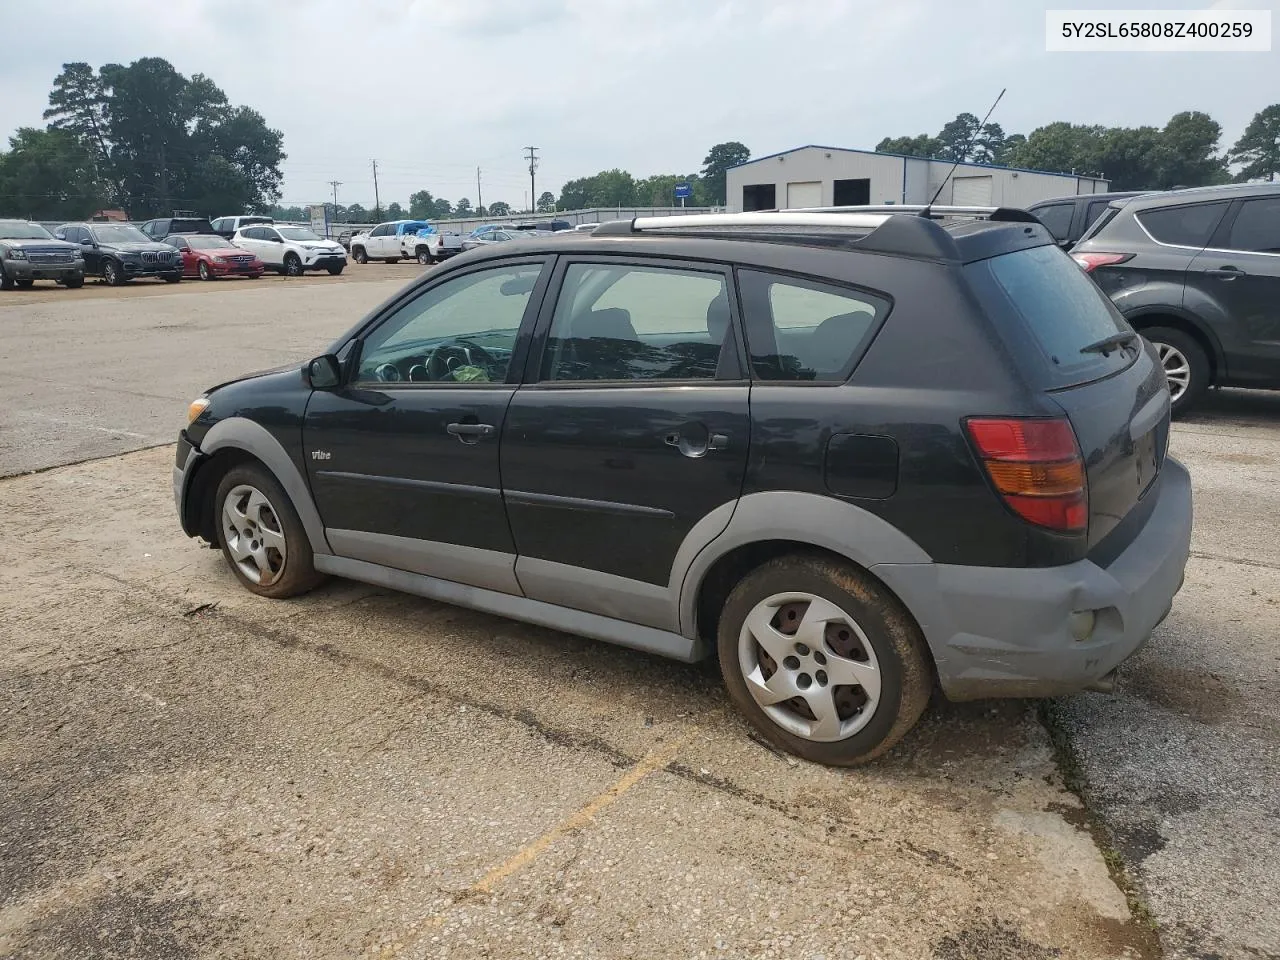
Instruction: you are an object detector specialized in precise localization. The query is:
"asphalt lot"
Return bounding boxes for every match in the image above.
[1,272,1277,959]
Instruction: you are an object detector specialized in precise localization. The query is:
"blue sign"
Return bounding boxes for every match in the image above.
[674,182,693,199]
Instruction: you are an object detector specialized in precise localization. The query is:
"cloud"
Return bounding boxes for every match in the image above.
[0,0,1274,207]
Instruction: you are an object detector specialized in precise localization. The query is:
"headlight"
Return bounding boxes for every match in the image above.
[187,396,209,424]
[72,251,84,260]
[6,249,27,260]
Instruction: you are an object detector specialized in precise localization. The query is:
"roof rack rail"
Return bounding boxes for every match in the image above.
[594,211,892,236]
[801,204,1040,223]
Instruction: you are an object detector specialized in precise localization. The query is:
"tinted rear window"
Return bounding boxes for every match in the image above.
[966,244,1134,387]
[1136,201,1228,247]
[1032,203,1073,242]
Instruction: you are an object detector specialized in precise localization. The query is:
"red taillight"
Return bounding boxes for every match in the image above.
[966,417,1087,534]
[1071,252,1134,273]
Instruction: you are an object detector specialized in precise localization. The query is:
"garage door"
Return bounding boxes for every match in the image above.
[952,176,993,206]
[785,181,823,209]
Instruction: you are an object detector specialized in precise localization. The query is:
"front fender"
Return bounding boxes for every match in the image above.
[199,416,331,555]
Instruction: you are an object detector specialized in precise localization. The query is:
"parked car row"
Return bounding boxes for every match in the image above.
[1040,181,1280,415]
[349,220,463,265]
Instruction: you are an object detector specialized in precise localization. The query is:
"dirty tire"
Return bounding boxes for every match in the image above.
[1140,325,1209,417]
[214,463,325,599]
[718,553,932,766]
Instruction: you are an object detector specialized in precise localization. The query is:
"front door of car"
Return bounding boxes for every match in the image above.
[364,224,388,258]
[500,257,751,631]
[255,227,285,266]
[1191,195,1280,385]
[66,226,100,272]
[304,257,551,594]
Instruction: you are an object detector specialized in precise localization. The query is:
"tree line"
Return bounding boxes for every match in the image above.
[0,58,284,220]
[877,105,1280,189]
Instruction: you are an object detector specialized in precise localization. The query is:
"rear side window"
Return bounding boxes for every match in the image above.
[1137,201,1228,247]
[737,270,887,382]
[967,244,1133,387]
[1032,203,1074,242]
[1083,200,1112,231]
[1224,197,1280,253]
[541,263,729,382]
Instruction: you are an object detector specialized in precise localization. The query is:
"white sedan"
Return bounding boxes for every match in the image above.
[231,224,347,276]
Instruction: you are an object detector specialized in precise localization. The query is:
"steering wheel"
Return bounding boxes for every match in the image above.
[425,340,496,380]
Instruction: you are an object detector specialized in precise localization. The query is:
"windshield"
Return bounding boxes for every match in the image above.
[0,222,54,240]
[187,235,236,250]
[966,243,1134,388]
[278,227,322,241]
[93,224,149,243]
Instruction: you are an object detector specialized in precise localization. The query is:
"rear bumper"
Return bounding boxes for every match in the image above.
[872,457,1193,700]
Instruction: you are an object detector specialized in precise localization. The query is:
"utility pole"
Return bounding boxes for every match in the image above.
[524,146,539,212]
[476,167,483,214]
[329,180,342,208]
[371,160,382,220]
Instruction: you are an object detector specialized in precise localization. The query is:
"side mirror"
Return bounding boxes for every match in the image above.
[305,354,342,389]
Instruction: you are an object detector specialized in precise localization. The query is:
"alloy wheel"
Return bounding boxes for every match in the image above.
[221,484,288,586]
[737,592,882,742]
[1156,341,1191,401]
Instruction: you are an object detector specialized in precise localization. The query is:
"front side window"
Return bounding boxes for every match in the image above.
[355,263,542,385]
[541,263,730,382]
[737,270,887,382]
[1137,201,1228,248]
[1224,197,1280,254]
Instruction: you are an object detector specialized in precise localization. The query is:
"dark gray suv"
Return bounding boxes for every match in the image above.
[1071,183,1280,414]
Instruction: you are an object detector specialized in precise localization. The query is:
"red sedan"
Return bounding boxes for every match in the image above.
[166,234,264,280]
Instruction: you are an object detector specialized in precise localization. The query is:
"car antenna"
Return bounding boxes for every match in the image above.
[921,87,1007,218]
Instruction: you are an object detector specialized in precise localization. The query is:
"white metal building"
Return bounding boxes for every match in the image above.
[726,145,1109,212]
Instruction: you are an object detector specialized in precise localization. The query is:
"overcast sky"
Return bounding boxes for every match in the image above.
[1,0,1276,208]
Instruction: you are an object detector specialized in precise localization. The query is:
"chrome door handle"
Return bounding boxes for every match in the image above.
[446,422,495,444]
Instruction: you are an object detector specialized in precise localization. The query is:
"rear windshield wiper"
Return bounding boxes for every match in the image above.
[1080,331,1139,356]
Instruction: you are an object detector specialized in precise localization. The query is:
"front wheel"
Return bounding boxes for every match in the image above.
[162,274,181,284]
[61,275,85,289]
[1141,326,1209,417]
[0,267,13,290]
[718,553,932,766]
[326,264,344,275]
[215,464,325,599]
[103,260,126,286]
[283,253,303,277]
[198,261,213,281]
[352,246,368,264]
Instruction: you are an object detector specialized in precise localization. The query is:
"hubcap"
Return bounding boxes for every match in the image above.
[221,484,288,586]
[738,592,882,742]
[1155,342,1191,401]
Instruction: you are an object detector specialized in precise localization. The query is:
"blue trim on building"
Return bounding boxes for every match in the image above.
[727,144,1097,181]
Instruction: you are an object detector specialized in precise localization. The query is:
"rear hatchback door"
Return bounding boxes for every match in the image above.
[966,243,1170,549]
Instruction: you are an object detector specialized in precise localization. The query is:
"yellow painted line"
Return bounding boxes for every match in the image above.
[378,735,689,957]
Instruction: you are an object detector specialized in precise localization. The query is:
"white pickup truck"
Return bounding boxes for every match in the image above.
[350,220,463,265]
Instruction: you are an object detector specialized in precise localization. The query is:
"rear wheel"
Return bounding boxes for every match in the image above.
[718,553,931,766]
[214,463,324,599]
[283,253,303,277]
[1141,326,1209,416]
[416,247,433,265]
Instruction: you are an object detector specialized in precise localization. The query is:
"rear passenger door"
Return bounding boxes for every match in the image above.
[1191,195,1280,384]
[501,257,751,631]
